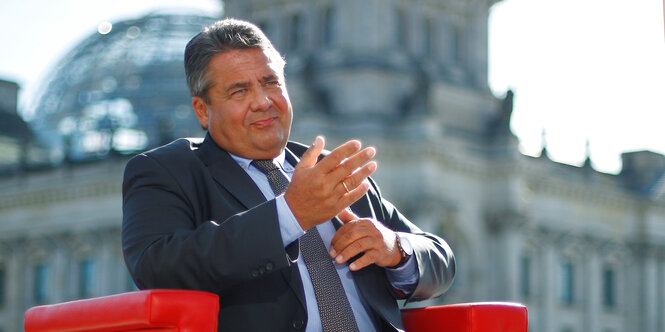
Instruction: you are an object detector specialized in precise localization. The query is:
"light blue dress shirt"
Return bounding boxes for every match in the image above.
[229,151,418,332]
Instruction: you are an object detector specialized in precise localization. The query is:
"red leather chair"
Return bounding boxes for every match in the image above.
[24,290,219,332]
[401,302,528,332]
[24,289,528,332]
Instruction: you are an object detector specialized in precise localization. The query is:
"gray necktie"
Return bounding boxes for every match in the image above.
[251,159,360,332]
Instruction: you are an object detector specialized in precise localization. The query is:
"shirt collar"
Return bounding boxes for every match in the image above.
[228,150,287,171]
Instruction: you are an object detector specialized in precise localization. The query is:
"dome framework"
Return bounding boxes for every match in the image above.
[30,13,214,164]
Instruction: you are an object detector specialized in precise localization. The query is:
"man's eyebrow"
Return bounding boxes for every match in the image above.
[225,81,250,94]
[262,74,279,82]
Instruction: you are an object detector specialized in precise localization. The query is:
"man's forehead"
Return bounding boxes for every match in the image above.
[207,49,283,91]
[212,48,283,73]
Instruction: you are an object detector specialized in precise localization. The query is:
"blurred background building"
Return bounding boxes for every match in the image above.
[1,1,664,331]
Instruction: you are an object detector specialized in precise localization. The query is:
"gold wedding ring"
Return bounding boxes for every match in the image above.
[342,181,350,193]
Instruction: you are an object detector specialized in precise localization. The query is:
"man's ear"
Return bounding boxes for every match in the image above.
[192,96,209,129]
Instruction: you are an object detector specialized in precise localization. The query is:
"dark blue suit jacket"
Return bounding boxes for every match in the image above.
[121,134,455,331]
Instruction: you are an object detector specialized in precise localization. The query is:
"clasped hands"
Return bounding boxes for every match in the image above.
[284,136,402,271]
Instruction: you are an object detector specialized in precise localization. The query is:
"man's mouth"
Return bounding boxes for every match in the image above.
[251,117,276,127]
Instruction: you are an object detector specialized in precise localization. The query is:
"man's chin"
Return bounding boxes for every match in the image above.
[253,139,288,158]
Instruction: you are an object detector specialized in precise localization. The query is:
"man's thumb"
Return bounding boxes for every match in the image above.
[337,208,358,223]
[298,136,325,168]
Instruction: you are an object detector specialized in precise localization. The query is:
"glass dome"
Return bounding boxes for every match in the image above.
[29,13,215,164]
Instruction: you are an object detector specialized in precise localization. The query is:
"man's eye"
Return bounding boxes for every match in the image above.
[232,89,246,96]
[266,81,280,86]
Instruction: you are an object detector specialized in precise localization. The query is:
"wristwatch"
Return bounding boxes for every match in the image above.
[390,234,411,269]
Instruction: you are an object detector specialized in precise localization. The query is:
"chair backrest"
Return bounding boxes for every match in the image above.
[401,302,528,332]
[24,289,219,332]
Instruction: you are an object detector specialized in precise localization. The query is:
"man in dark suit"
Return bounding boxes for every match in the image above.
[122,19,455,332]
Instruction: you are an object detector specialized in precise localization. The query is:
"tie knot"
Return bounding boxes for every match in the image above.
[251,159,280,174]
[251,159,289,196]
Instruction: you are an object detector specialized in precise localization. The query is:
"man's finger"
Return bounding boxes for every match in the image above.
[330,218,372,258]
[297,136,325,168]
[315,140,362,171]
[329,147,376,183]
[349,252,379,271]
[339,162,376,194]
[339,181,371,209]
[335,236,375,264]
[337,208,359,223]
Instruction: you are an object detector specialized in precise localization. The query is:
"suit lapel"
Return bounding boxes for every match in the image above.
[194,134,267,209]
[331,216,344,230]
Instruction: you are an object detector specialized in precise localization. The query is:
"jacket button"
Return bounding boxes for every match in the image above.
[250,270,259,278]
[292,320,304,330]
[265,262,274,271]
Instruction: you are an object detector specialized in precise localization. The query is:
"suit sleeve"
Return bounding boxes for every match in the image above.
[364,178,456,302]
[121,153,291,295]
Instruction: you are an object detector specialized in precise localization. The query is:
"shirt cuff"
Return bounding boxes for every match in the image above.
[385,234,419,293]
[276,194,304,247]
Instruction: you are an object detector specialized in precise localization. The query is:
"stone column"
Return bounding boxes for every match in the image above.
[582,242,600,332]
[52,236,69,303]
[642,246,659,332]
[657,256,665,332]
[485,211,526,301]
[506,230,524,301]
[2,241,24,332]
[540,237,556,332]
[100,229,121,296]
[111,231,133,293]
[625,245,642,330]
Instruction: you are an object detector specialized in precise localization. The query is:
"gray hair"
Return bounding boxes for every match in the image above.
[184,18,285,103]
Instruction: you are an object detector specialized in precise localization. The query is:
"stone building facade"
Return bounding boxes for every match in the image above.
[1,1,665,331]
[0,157,134,332]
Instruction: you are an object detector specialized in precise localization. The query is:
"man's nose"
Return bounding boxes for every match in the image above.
[250,88,272,111]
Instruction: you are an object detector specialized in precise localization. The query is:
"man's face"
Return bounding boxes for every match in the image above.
[192,47,292,159]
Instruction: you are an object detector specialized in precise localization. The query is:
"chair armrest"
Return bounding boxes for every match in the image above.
[24,289,219,332]
[401,302,528,332]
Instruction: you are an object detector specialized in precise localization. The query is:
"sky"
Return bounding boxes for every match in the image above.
[0,0,663,174]
[490,0,665,173]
